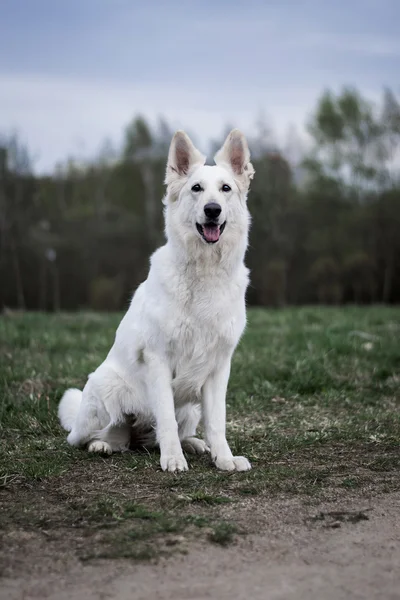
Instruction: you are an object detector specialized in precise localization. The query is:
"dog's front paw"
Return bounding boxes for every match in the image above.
[160,454,189,473]
[181,437,210,455]
[88,440,112,455]
[215,455,251,472]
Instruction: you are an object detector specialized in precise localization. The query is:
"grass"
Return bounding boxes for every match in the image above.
[0,307,400,569]
[208,522,237,546]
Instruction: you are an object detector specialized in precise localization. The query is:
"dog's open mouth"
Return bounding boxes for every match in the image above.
[196,221,226,243]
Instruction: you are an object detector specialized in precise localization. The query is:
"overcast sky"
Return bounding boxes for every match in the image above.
[1,0,399,172]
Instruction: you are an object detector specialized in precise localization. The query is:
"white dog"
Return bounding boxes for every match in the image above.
[58,129,255,473]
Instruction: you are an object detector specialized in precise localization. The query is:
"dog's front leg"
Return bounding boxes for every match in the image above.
[202,359,251,472]
[146,353,188,473]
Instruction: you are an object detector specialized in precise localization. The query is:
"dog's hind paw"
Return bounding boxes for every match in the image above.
[88,440,112,455]
[215,455,251,472]
[181,437,210,455]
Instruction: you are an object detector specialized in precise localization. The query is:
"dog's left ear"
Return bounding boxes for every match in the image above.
[214,129,255,189]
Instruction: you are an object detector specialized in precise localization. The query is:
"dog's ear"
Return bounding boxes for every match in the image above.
[165,131,205,194]
[214,129,255,188]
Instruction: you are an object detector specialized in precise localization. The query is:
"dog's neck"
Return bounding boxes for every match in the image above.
[164,225,248,279]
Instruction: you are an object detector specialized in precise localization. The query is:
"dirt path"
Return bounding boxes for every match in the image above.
[2,492,399,600]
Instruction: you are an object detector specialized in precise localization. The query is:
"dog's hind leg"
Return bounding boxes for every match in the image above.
[67,366,132,455]
[88,421,131,455]
[177,404,210,455]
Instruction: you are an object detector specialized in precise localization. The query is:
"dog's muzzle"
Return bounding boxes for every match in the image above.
[196,221,226,243]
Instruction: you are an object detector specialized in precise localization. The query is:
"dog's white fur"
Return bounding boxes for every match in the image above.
[58,129,255,472]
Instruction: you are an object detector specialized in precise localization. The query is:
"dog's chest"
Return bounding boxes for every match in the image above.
[166,275,245,380]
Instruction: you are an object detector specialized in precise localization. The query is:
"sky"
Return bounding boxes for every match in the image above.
[1,0,399,172]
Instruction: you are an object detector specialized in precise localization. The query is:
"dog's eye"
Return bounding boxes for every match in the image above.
[222,184,231,192]
[191,184,202,192]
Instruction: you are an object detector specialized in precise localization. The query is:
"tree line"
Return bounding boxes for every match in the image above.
[1,86,400,311]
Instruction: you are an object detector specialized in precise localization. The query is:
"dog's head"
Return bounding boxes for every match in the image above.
[164,129,254,251]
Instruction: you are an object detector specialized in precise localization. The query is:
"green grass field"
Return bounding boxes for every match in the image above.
[1,307,399,565]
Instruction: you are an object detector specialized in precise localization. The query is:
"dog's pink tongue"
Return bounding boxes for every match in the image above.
[203,225,220,242]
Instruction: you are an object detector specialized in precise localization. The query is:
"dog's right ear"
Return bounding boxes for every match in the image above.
[165,131,205,198]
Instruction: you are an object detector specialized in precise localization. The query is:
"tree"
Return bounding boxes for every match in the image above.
[0,134,36,309]
[122,116,166,250]
[306,87,386,192]
[1,90,400,311]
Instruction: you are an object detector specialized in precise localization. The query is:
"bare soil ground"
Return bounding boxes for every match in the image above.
[1,492,399,600]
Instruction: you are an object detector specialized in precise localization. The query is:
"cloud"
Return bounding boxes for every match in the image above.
[297,33,400,58]
[0,74,319,172]
[0,0,397,172]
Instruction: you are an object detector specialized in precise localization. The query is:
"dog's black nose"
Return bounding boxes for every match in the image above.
[204,202,221,220]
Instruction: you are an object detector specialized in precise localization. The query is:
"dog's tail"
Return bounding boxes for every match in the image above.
[58,388,82,432]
